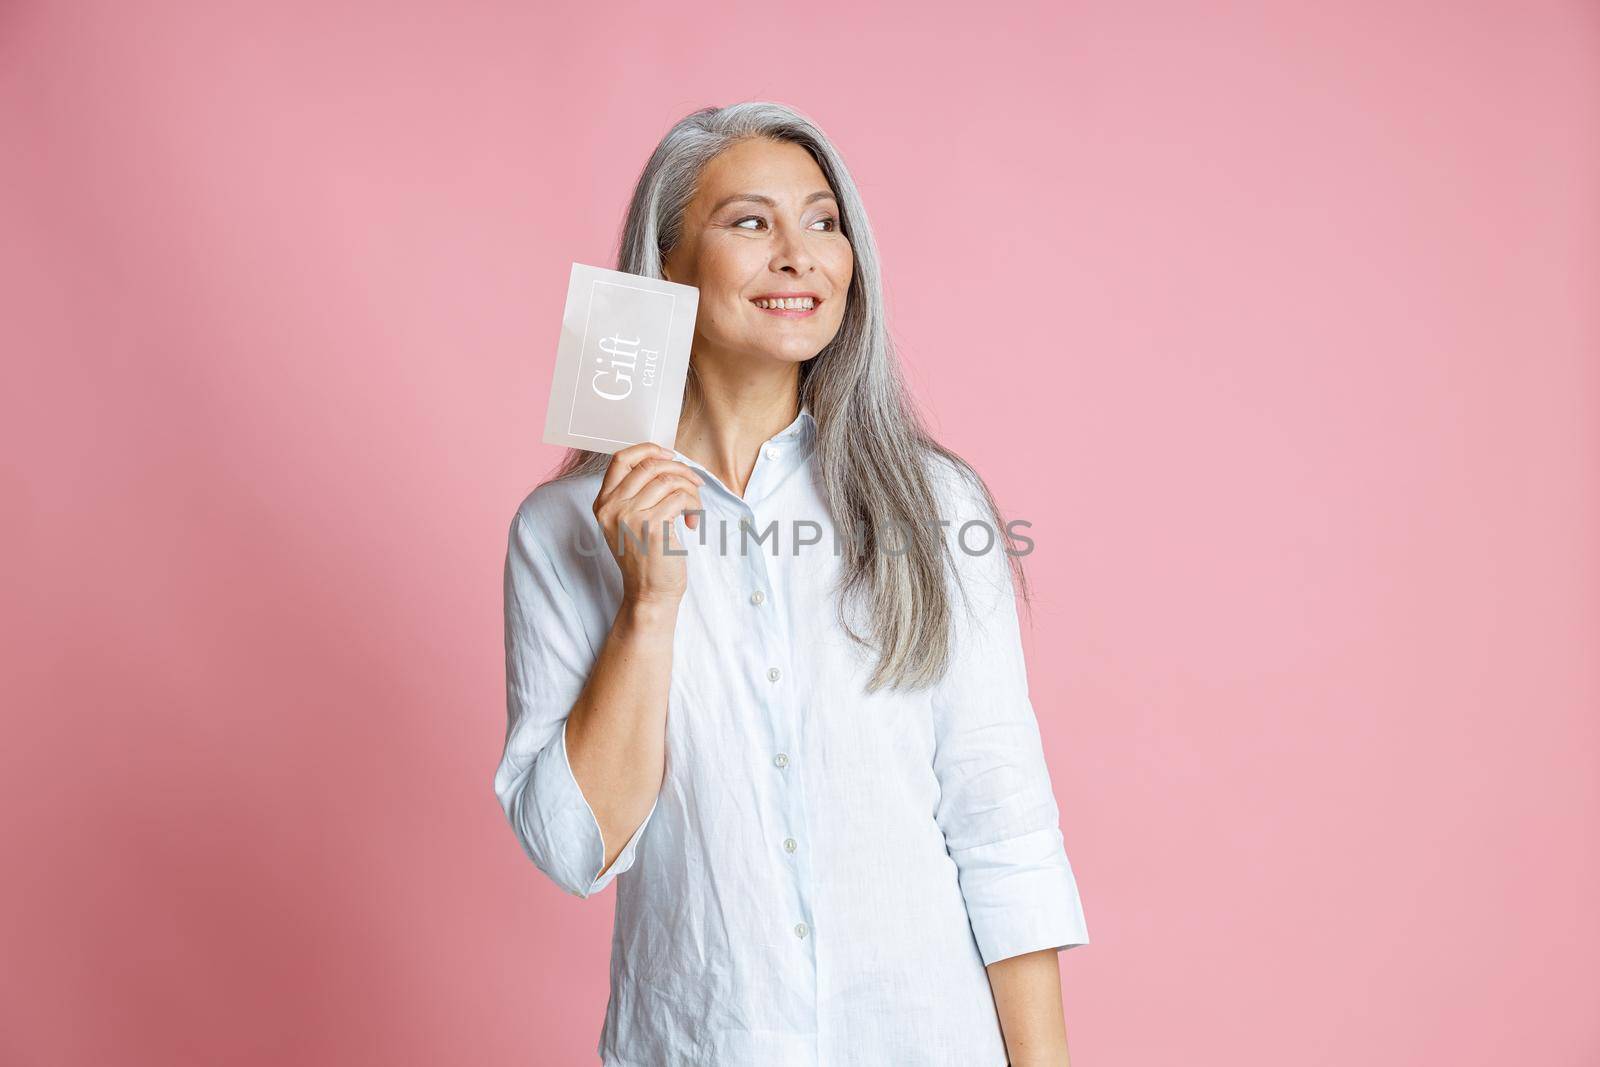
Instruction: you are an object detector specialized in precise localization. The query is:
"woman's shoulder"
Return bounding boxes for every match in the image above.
[510,468,605,541]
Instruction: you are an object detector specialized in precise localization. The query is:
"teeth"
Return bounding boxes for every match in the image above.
[755,296,815,310]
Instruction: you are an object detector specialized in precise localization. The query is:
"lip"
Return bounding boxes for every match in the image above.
[749,292,823,319]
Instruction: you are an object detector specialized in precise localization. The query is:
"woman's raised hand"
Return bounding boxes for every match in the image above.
[592,442,706,607]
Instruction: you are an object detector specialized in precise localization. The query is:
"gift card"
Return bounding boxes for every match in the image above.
[542,262,698,454]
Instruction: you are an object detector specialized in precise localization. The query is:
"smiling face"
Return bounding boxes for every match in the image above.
[662,137,854,369]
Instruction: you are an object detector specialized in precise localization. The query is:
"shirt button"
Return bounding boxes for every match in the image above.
[794,922,809,939]
[773,752,789,768]
[750,590,765,606]
[767,666,782,683]
[764,447,779,461]
[784,837,797,853]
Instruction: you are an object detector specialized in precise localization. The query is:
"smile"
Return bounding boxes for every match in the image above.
[750,294,820,318]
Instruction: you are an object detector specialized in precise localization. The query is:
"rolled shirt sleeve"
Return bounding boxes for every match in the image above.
[494,506,658,899]
[929,465,1091,967]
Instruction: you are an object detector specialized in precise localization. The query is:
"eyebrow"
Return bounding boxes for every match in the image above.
[709,190,839,213]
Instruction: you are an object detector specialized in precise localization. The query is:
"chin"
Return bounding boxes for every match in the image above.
[764,342,826,364]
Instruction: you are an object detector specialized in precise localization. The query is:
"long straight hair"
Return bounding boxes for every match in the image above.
[545,101,1031,692]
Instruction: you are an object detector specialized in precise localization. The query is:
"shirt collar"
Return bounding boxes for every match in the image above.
[667,402,815,503]
[785,401,817,445]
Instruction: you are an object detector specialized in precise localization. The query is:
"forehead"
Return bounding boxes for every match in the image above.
[694,138,832,205]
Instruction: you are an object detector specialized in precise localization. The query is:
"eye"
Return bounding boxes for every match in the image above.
[734,215,766,230]
[811,215,839,232]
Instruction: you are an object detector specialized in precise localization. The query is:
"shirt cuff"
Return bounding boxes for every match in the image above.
[950,826,1091,966]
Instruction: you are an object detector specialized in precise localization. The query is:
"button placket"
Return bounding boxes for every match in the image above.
[744,500,811,953]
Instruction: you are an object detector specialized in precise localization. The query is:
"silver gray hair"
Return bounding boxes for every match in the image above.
[544,100,1032,692]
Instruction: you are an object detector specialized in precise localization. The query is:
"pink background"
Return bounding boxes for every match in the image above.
[3,1,1597,1064]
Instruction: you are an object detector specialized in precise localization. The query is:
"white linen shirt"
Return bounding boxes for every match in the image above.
[494,403,1089,1066]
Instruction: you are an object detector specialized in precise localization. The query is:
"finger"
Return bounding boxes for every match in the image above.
[599,443,675,501]
[611,488,696,558]
[599,443,671,501]
[643,488,700,538]
[611,480,702,546]
[610,458,705,507]
[655,486,706,531]
[624,472,704,515]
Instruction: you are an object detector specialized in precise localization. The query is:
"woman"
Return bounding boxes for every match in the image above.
[495,101,1090,1066]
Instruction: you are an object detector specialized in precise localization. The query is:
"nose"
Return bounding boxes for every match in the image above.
[769,219,816,277]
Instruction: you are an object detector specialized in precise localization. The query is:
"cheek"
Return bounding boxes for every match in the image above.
[828,244,855,286]
[828,249,854,309]
[701,236,765,283]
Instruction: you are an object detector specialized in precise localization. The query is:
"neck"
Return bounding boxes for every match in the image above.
[674,366,802,498]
